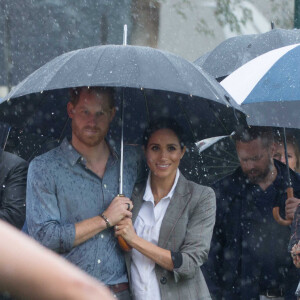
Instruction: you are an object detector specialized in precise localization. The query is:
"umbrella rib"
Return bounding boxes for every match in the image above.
[206,99,232,133]
[203,149,238,160]
[58,116,71,142]
[201,155,238,164]
[44,50,86,90]
[203,164,239,168]
[155,49,192,94]
[89,46,109,87]
[176,97,198,142]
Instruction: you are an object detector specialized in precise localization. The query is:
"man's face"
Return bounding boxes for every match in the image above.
[236,138,274,184]
[67,88,115,147]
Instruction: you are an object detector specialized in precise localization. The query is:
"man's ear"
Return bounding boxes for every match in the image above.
[270,142,276,156]
[67,102,75,118]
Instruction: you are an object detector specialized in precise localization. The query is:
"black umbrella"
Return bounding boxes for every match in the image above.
[195,28,300,81]
[1,42,245,249]
[1,44,244,156]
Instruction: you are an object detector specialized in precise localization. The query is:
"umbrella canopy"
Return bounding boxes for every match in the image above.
[196,134,239,184]
[221,43,300,129]
[1,44,245,161]
[195,28,300,81]
[221,43,300,225]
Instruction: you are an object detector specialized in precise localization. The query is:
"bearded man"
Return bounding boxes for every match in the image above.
[26,87,145,300]
[203,126,300,300]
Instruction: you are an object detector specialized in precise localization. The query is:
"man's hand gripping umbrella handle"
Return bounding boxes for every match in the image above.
[272,187,293,226]
[117,194,132,252]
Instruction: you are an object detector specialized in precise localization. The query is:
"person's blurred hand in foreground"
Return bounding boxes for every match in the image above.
[291,240,300,268]
[0,220,114,300]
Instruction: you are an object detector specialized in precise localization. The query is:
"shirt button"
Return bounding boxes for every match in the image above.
[160,276,167,284]
[103,184,107,188]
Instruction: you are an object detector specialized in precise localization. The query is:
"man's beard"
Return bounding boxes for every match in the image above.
[245,163,272,184]
[73,124,105,147]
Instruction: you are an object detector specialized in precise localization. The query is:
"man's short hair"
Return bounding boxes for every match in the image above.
[233,126,274,148]
[69,86,115,109]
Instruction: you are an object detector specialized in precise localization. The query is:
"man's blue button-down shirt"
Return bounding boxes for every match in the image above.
[26,138,144,284]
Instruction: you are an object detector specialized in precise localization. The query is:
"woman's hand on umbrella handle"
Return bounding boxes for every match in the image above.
[273,187,293,226]
[115,218,136,250]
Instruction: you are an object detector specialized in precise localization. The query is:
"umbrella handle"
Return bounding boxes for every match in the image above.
[118,236,131,252]
[272,187,293,226]
[117,194,132,252]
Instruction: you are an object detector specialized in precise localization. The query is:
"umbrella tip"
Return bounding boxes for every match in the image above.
[123,24,127,46]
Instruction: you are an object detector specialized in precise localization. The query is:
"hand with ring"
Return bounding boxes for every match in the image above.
[114,218,136,245]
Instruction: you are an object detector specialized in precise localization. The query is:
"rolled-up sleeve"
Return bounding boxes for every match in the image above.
[26,159,75,253]
[173,186,216,282]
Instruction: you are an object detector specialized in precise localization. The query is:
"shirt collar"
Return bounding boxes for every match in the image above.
[143,169,180,203]
[60,137,118,167]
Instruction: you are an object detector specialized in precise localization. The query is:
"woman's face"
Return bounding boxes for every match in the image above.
[145,128,185,180]
[274,142,297,171]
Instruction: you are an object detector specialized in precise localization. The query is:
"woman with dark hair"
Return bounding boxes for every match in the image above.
[115,118,216,300]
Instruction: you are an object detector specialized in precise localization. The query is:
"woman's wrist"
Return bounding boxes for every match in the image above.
[128,234,142,249]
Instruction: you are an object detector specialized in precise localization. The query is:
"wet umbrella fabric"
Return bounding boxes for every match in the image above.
[221,43,300,129]
[1,44,244,161]
[195,28,300,81]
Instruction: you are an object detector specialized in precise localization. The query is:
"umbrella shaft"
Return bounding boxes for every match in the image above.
[283,128,292,187]
[119,92,124,195]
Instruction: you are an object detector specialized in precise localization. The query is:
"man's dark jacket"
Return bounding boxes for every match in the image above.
[0,151,28,229]
[203,160,300,300]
